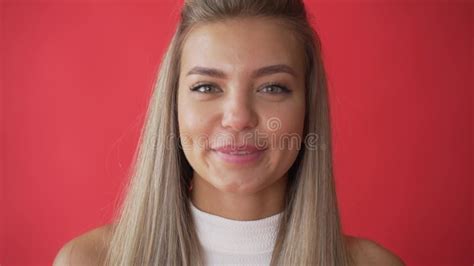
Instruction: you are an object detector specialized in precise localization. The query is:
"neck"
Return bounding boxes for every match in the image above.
[190,173,288,221]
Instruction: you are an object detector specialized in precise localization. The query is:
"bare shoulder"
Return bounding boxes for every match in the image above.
[53,224,113,266]
[345,235,405,266]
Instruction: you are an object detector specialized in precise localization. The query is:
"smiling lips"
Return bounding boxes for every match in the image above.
[212,144,267,165]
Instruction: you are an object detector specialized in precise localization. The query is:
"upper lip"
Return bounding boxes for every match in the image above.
[212,144,266,153]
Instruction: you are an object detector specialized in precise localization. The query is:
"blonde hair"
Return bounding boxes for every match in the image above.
[105,0,354,265]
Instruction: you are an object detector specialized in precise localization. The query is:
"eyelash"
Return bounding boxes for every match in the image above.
[189,82,291,95]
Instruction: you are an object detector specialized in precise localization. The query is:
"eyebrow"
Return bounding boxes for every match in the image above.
[186,64,297,79]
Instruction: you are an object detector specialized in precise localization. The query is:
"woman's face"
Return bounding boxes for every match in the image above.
[177,18,306,195]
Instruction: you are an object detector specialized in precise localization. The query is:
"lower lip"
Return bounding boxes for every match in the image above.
[212,149,266,165]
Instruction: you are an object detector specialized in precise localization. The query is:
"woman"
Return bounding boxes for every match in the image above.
[54,0,405,265]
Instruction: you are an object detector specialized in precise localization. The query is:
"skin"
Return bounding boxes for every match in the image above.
[53,17,405,266]
[53,225,405,265]
[177,17,306,221]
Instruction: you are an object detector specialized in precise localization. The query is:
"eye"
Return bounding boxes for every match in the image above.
[259,83,291,95]
[189,83,221,94]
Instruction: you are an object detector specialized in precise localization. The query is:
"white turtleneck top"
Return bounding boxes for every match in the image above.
[189,201,283,265]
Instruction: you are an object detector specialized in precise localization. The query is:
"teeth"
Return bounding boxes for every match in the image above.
[228,151,252,155]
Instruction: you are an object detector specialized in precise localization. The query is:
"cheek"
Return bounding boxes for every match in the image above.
[263,99,305,140]
[277,106,304,133]
[177,94,215,152]
[263,102,305,166]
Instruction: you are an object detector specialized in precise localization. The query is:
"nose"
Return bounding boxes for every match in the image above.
[221,93,258,132]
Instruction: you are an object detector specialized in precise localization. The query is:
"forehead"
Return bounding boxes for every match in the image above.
[180,18,305,75]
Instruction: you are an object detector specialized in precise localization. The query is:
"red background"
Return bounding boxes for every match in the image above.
[1,0,472,265]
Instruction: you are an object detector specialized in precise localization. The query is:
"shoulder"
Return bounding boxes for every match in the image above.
[345,235,405,266]
[53,224,113,266]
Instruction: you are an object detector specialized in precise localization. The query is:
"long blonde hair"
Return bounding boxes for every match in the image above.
[105,0,354,265]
